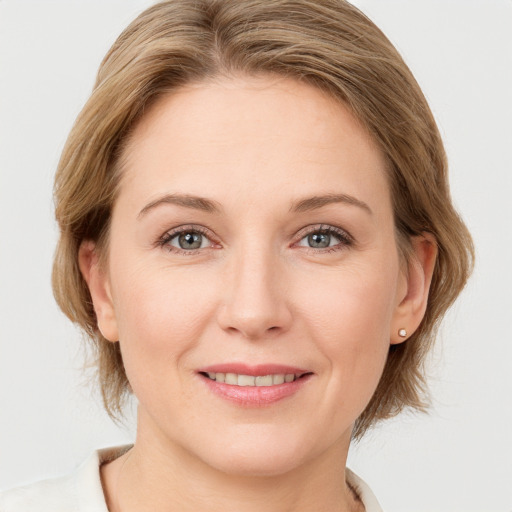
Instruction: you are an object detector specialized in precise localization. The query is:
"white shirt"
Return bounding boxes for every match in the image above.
[0,446,383,511]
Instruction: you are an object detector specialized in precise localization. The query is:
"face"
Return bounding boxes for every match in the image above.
[85,75,417,476]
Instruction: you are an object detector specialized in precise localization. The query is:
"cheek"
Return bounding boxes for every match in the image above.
[295,261,398,404]
[298,259,398,342]
[110,260,219,390]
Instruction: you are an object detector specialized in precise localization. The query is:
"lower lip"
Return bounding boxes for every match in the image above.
[200,374,312,407]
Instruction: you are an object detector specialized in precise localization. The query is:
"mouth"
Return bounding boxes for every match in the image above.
[197,364,313,406]
[199,371,310,387]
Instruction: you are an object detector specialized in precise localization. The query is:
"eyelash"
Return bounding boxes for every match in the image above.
[157,223,354,255]
[157,224,217,255]
[294,224,354,254]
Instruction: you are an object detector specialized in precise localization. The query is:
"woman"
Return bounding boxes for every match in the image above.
[0,0,473,510]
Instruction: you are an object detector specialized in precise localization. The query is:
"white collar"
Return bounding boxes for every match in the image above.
[57,445,384,511]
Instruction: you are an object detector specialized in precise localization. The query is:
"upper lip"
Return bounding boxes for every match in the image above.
[198,363,311,377]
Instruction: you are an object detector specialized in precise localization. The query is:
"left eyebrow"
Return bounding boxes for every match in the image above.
[290,193,373,215]
[138,194,223,218]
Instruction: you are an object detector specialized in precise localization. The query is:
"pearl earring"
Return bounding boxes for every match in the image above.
[398,328,407,338]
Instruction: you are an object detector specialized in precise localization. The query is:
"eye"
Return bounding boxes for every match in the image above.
[304,232,336,249]
[296,225,352,251]
[158,226,215,253]
[171,231,208,250]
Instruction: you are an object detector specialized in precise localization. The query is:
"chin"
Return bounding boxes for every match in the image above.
[190,427,326,478]
[208,450,307,478]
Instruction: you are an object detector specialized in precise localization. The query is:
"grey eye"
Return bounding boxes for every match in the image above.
[307,232,332,248]
[172,231,205,250]
[297,228,347,250]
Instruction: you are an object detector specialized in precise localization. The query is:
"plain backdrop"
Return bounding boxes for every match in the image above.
[0,1,511,511]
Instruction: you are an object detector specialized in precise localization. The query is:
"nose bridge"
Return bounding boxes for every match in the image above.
[218,236,291,339]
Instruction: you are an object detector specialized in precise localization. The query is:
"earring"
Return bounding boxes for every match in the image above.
[398,328,407,338]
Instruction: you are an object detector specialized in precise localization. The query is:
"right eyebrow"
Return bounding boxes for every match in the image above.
[138,194,222,218]
[290,193,373,215]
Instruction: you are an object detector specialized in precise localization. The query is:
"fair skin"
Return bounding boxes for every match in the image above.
[80,75,436,512]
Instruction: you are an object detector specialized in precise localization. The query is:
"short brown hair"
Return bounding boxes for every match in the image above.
[52,0,474,438]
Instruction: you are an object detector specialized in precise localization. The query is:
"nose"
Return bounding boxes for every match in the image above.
[216,246,293,340]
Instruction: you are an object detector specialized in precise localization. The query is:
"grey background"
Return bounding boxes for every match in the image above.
[1,1,511,510]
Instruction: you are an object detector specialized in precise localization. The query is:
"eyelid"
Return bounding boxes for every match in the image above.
[157,224,220,253]
[293,224,354,250]
[156,223,354,254]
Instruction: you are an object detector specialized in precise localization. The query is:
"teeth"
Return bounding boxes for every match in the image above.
[273,374,285,385]
[255,375,273,386]
[205,372,298,386]
[238,374,255,386]
[225,373,238,385]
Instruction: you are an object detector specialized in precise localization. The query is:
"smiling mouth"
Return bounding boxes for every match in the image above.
[199,372,311,387]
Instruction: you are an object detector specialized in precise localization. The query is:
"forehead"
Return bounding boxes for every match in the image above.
[118,75,390,217]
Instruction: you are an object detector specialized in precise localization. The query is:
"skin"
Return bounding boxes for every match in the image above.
[80,75,436,512]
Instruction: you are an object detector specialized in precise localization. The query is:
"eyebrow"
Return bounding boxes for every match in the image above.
[138,194,222,218]
[290,193,373,215]
[138,192,372,218]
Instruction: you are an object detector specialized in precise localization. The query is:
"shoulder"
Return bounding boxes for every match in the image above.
[0,470,81,512]
[0,446,130,512]
[346,468,384,512]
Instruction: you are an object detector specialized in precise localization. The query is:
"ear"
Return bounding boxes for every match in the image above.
[78,240,119,342]
[390,233,437,344]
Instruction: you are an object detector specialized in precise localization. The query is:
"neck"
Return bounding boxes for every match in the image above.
[101,422,362,512]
